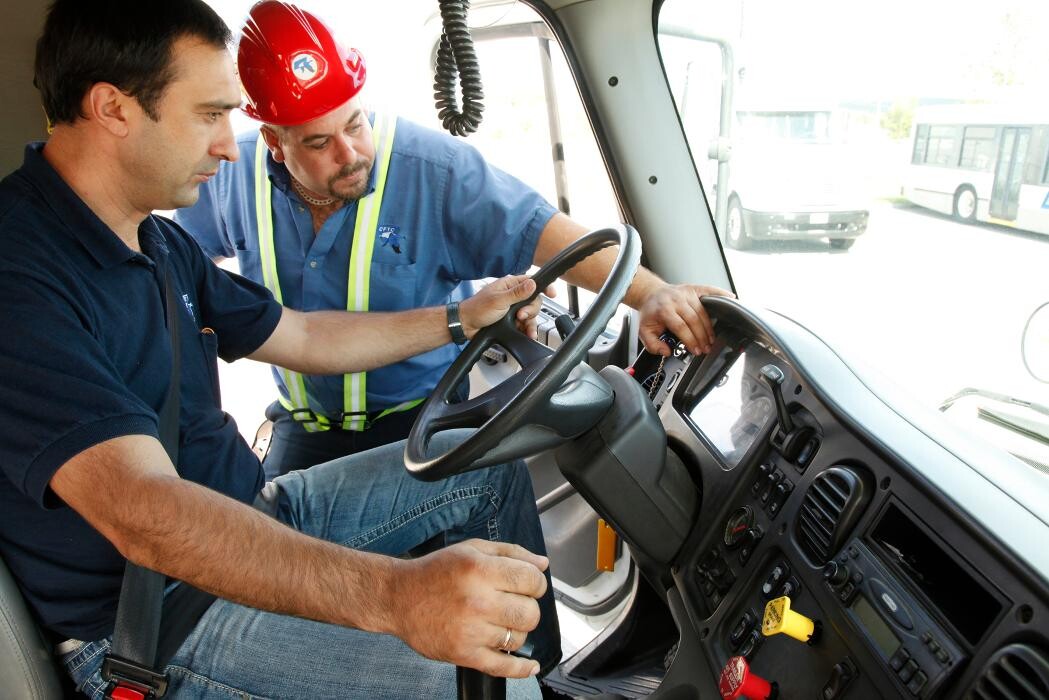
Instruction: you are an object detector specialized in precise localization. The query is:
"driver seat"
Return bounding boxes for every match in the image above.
[0,554,64,699]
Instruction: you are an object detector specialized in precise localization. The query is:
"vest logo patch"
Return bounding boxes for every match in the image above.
[378,225,403,254]
[181,293,197,323]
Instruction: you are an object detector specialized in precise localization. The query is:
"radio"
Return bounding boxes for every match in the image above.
[823,539,966,698]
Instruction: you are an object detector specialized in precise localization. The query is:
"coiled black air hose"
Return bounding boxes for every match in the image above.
[433,0,484,136]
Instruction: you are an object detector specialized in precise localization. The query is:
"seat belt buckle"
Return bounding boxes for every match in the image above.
[102,654,169,699]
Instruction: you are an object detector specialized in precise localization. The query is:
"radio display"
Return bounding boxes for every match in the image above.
[687,351,776,467]
[852,594,900,658]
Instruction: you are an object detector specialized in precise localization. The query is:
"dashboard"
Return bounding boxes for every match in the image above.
[630,298,1049,699]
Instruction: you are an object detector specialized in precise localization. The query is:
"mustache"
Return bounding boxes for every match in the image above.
[333,161,370,180]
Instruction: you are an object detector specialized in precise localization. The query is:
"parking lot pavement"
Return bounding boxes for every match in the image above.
[726,199,1049,410]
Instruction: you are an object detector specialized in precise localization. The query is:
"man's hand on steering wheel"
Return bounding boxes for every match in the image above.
[637,282,735,357]
[460,275,556,342]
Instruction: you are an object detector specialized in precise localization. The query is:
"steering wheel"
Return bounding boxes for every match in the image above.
[405,224,641,481]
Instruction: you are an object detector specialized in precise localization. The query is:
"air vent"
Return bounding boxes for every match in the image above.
[964,644,1049,700]
[795,466,870,565]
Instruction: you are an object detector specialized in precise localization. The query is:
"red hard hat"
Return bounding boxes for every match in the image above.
[237,1,367,126]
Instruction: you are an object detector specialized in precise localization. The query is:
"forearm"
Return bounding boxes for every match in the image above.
[533,213,664,309]
[250,305,453,375]
[53,436,401,635]
[251,276,538,374]
[122,476,399,634]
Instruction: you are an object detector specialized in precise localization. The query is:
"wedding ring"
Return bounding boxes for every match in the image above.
[499,627,514,651]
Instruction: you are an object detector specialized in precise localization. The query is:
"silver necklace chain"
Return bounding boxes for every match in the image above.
[292,178,335,207]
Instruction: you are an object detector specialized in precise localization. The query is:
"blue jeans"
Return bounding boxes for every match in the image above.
[63,433,556,698]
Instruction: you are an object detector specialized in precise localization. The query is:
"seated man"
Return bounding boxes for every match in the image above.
[176,0,730,478]
[0,1,557,697]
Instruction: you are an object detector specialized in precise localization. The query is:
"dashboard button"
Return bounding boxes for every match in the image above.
[767,479,792,517]
[871,578,914,630]
[760,471,782,505]
[838,582,856,604]
[780,576,802,599]
[738,527,764,566]
[899,659,918,683]
[730,611,756,648]
[907,670,928,695]
[762,562,790,599]
[738,629,763,659]
[889,647,910,672]
[751,463,773,495]
[935,648,950,664]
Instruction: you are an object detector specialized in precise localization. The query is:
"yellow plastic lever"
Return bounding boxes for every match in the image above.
[762,596,815,642]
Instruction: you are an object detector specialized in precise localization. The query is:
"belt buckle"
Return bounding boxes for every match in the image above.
[101,654,168,698]
[332,410,370,431]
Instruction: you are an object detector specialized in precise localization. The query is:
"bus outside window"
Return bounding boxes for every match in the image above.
[902,104,1049,233]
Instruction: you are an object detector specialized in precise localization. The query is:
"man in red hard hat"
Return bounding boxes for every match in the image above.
[176,0,732,478]
[2,1,559,698]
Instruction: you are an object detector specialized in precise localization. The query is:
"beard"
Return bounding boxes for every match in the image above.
[327,159,373,202]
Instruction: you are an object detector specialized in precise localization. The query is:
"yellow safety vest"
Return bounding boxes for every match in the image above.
[254,113,422,431]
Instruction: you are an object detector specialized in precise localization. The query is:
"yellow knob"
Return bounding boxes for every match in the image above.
[762,596,815,642]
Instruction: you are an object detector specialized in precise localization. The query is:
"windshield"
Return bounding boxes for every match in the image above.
[659,0,1049,469]
[737,111,832,143]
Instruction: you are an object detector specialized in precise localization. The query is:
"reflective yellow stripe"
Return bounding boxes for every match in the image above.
[255,136,324,432]
[342,113,399,430]
[372,397,425,422]
[254,116,421,432]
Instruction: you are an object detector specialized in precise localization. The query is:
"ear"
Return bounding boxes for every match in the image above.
[259,125,285,163]
[84,82,134,137]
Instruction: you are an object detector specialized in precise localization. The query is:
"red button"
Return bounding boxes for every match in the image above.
[718,655,773,699]
[109,686,147,700]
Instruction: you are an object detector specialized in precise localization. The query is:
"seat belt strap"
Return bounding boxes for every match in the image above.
[101,269,183,699]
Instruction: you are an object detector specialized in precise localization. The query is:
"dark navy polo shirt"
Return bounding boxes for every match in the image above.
[0,144,282,641]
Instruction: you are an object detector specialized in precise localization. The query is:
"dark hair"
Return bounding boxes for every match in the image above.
[34,0,232,126]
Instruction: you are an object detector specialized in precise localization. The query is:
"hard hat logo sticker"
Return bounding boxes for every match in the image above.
[290,52,327,85]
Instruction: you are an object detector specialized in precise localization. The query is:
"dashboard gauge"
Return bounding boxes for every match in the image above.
[724,506,755,549]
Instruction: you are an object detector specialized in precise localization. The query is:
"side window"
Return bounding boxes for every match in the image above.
[925,125,958,166]
[912,124,930,164]
[959,126,996,170]
[434,12,622,317]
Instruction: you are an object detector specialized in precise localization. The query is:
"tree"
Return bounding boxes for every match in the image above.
[880,100,914,141]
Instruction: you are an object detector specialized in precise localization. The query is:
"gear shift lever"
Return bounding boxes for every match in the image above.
[457,667,505,700]
[760,364,794,433]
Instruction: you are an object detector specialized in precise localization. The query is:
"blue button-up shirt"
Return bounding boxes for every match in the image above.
[176,116,556,415]
[0,144,281,641]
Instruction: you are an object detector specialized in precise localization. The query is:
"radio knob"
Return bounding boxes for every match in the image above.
[823,561,849,587]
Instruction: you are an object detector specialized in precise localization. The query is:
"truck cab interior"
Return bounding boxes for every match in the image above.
[3,0,1049,699]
